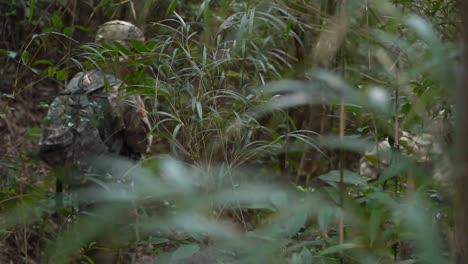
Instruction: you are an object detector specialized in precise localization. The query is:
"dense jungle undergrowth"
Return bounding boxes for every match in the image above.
[0,0,465,263]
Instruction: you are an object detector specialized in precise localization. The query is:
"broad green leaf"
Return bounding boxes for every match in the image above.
[378,157,416,184]
[26,126,41,143]
[171,244,200,261]
[319,170,367,186]
[197,0,211,20]
[319,243,358,255]
[63,27,73,37]
[406,16,440,48]
[167,0,179,16]
[75,25,92,32]
[0,49,17,59]
[47,66,55,77]
[397,198,448,264]
[28,0,36,22]
[288,247,313,264]
[32,59,53,66]
[196,101,203,120]
[45,205,129,261]
[130,39,147,52]
[51,13,63,29]
[366,192,398,208]
[55,69,69,81]
[22,51,30,64]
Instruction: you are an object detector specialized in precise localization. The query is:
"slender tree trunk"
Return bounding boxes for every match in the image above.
[454,0,468,262]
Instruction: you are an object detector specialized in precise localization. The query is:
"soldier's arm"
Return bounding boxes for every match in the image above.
[119,94,153,154]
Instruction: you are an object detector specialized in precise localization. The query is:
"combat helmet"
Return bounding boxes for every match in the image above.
[95,20,144,46]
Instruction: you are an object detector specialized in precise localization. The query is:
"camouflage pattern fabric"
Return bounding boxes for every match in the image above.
[39,70,152,186]
[359,132,441,180]
[95,20,145,47]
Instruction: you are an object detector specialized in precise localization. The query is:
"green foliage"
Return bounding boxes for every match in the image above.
[0,0,459,262]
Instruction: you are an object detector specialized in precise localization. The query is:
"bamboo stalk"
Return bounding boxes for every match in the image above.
[339,97,345,246]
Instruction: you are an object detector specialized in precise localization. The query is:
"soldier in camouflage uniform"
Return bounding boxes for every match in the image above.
[39,20,153,263]
[39,20,152,189]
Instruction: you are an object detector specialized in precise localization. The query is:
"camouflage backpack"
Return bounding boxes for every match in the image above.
[39,70,126,183]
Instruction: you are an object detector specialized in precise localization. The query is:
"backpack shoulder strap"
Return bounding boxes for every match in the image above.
[60,71,123,95]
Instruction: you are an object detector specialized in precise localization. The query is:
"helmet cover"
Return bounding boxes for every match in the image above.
[95,20,144,46]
